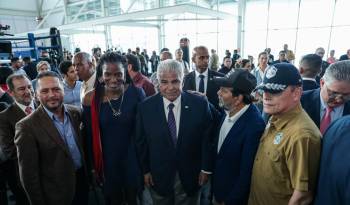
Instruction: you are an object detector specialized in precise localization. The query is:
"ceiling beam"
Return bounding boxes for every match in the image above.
[71,0,90,23]
[14,3,235,36]
[60,29,105,35]
[35,0,62,29]
[108,22,159,28]
[0,8,37,16]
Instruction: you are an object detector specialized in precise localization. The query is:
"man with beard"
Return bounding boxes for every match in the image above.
[212,69,265,205]
[0,74,34,205]
[15,71,88,205]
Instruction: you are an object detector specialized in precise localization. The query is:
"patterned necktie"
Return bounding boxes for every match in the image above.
[320,106,333,135]
[25,106,33,115]
[199,74,205,93]
[167,103,177,146]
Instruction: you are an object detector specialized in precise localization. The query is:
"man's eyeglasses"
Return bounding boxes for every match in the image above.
[325,85,350,101]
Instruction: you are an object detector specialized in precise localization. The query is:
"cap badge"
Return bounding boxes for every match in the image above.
[266,66,277,79]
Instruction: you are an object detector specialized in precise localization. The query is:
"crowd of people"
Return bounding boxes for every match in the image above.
[0,44,350,205]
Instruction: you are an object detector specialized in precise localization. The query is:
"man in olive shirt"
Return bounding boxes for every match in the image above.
[248,63,321,205]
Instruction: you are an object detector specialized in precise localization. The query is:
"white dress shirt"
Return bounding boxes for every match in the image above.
[302,77,317,82]
[178,60,191,75]
[195,68,209,94]
[217,105,250,153]
[163,95,181,137]
[80,72,96,103]
[15,101,35,114]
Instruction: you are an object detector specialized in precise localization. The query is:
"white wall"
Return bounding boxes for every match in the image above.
[0,15,37,34]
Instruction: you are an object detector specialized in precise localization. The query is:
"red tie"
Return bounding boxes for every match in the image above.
[320,107,333,135]
[25,106,33,115]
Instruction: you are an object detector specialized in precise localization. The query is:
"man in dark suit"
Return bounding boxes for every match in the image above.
[339,49,350,61]
[301,60,350,134]
[22,57,37,80]
[315,47,330,78]
[183,46,224,109]
[212,69,265,205]
[272,50,289,64]
[136,59,213,205]
[314,116,350,205]
[14,71,88,205]
[0,101,8,205]
[0,74,34,205]
[299,54,322,91]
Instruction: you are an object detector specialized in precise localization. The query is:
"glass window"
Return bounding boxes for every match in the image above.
[268,0,299,29]
[298,0,334,27]
[295,27,331,63]
[329,26,350,59]
[267,29,296,59]
[243,30,267,61]
[71,33,106,53]
[333,0,350,26]
[110,26,158,53]
[245,0,269,31]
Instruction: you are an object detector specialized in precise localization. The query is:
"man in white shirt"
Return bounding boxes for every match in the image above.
[73,52,96,102]
[212,69,265,205]
[175,48,190,75]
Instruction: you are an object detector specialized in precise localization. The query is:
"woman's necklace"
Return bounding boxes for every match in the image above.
[106,89,124,118]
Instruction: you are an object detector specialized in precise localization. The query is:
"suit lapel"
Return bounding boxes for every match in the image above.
[190,72,196,90]
[177,92,190,147]
[343,102,350,116]
[217,105,251,156]
[36,106,71,157]
[313,89,321,127]
[207,70,213,95]
[11,103,26,121]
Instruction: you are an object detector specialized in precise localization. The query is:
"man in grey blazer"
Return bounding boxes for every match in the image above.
[15,71,88,205]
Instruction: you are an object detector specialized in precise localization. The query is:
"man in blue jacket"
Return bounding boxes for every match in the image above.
[212,69,265,205]
[314,115,350,205]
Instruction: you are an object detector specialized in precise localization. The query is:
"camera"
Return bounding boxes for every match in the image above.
[0,24,10,31]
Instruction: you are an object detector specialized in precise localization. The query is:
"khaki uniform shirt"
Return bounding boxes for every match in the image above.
[248,104,321,205]
[286,50,295,61]
[209,53,219,71]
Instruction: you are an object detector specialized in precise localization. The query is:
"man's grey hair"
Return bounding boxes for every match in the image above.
[175,48,183,54]
[157,59,184,81]
[6,74,30,91]
[323,60,350,85]
[73,51,96,65]
[36,61,51,71]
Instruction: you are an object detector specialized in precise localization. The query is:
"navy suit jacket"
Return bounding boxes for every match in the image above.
[302,79,319,91]
[183,69,224,109]
[314,116,350,205]
[135,92,214,196]
[301,88,350,127]
[213,104,265,204]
